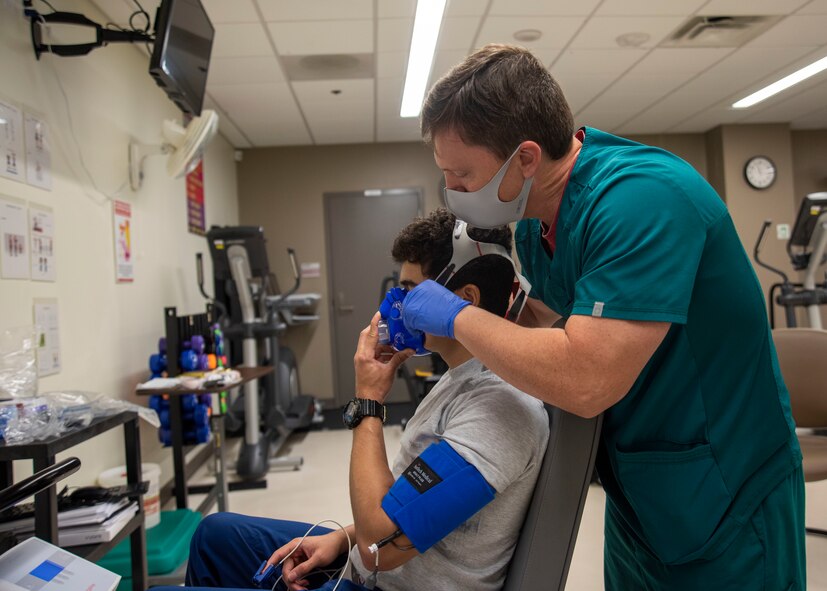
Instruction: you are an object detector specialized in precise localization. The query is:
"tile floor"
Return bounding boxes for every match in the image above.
[183,427,827,590]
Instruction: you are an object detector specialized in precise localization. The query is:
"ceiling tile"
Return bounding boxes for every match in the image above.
[378,19,414,53]
[475,16,584,49]
[376,77,422,142]
[577,48,731,126]
[207,57,285,86]
[258,0,373,21]
[269,20,374,55]
[698,0,809,16]
[669,106,748,133]
[630,47,733,75]
[743,79,827,123]
[212,23,273,57]
[687,46,818,100]
[554,73,622,113]
[439,17,482,51]
[428,50,470,88]
[619,44,819,133]
[293,79,375,105]
[378,0,416,18]
[550,48,646,75]
[83,0,827,148]
[595,0,707,16]
[488,0,601,16]
[618,88,725,134]
[446,0,488,17]
[208,83,311,146]
[294,80,375,144]
[730,47,827,106]
[377,119,423,143]
[747,15,827,47]
[569,16,685,49]
[376,77,404,119]
[377,52,408,79]
[201,0,259,23]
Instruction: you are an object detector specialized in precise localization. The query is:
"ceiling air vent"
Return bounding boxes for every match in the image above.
[660,15,781,48]
[282,53,375,81]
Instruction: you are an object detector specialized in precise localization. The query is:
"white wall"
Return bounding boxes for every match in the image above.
[0,0,239,487]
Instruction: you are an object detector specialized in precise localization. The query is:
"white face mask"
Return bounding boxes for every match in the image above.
[443,146,533,229]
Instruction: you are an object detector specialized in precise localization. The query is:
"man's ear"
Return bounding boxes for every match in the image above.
[456,284,481,307]
[518,141,542,178]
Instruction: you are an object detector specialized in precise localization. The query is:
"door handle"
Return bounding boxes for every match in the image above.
[337,292,355,314]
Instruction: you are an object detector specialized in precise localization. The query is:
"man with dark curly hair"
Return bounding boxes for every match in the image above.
[169,208,549,591]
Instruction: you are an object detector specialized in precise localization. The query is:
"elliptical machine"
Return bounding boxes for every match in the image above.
[200,226,319,481]
[754,192,827,329]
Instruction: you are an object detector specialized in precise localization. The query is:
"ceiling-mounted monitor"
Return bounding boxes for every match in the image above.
[149,0,214,116]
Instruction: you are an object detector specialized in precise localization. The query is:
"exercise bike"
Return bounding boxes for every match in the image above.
[201,226,320,481]
[753,192,827,329]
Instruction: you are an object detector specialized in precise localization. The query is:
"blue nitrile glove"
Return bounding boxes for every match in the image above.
[402,279,471,339]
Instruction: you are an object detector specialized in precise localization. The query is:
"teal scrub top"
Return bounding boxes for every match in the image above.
[516,128,802,566]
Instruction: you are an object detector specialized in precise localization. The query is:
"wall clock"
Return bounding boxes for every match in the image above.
[744,156,776,190]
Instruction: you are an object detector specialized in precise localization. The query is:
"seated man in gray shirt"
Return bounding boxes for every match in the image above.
[177,209,550,591]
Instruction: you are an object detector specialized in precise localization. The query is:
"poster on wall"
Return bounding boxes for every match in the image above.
[0,196,29,279]
[33,298,61,377]
[113,199,133,283]
[24,114,52,190]
[0,100,24,183]
[30,204,55,281]
[186,160,205,236]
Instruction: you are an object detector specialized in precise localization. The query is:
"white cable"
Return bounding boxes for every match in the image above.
[271,519,352,591]
[36,14,128,206]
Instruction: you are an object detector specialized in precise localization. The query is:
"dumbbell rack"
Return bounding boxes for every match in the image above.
[136,306,274,515]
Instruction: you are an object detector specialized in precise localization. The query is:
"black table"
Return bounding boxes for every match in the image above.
[136,366,274,514]
[0,411,147,591]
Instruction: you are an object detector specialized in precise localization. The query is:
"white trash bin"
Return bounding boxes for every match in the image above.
[98,463,162,529]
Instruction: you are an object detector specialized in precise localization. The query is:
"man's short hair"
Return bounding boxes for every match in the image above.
[392,208,514,317]
[421,43,574,161]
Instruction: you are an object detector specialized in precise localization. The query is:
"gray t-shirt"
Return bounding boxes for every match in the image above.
[350,357,550,591]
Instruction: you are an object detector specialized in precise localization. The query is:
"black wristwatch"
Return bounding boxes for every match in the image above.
[342,397,387,429]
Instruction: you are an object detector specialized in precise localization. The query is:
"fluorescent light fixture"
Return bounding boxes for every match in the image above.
[732,54,827,109]
[0,119,6,125]
[400,0,447,118]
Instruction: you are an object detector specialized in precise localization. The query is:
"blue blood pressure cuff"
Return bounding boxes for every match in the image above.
[381,440,495,553]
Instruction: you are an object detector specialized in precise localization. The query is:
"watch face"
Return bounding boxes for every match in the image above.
[744,156,776,190]
[342,398,361,428]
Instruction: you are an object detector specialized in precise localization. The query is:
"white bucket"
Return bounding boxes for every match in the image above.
[98,463,162,529]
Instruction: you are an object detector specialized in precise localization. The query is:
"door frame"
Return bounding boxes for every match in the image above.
[323,187,424,407]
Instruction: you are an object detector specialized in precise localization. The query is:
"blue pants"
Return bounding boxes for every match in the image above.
[151,512,371,591]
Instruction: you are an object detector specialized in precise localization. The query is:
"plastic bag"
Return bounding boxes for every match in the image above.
[0,391,160,445]
[0,326,38,398]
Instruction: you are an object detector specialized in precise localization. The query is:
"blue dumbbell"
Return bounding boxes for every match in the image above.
[180,349,199,372]
[149,353,167,377]
[159,426,211,446]
[149,394,167,413]
[159,404,209,428]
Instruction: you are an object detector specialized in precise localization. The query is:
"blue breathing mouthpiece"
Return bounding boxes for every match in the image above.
[378,287,429,356]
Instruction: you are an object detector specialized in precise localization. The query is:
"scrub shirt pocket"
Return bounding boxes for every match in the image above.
[615,443,732,565]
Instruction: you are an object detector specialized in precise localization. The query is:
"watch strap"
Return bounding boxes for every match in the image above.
[358,398,387,424]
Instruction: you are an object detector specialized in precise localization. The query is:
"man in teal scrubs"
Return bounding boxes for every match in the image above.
[401,44,806,589]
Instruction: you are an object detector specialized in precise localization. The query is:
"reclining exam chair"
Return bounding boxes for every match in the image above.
[503,405,603,591]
